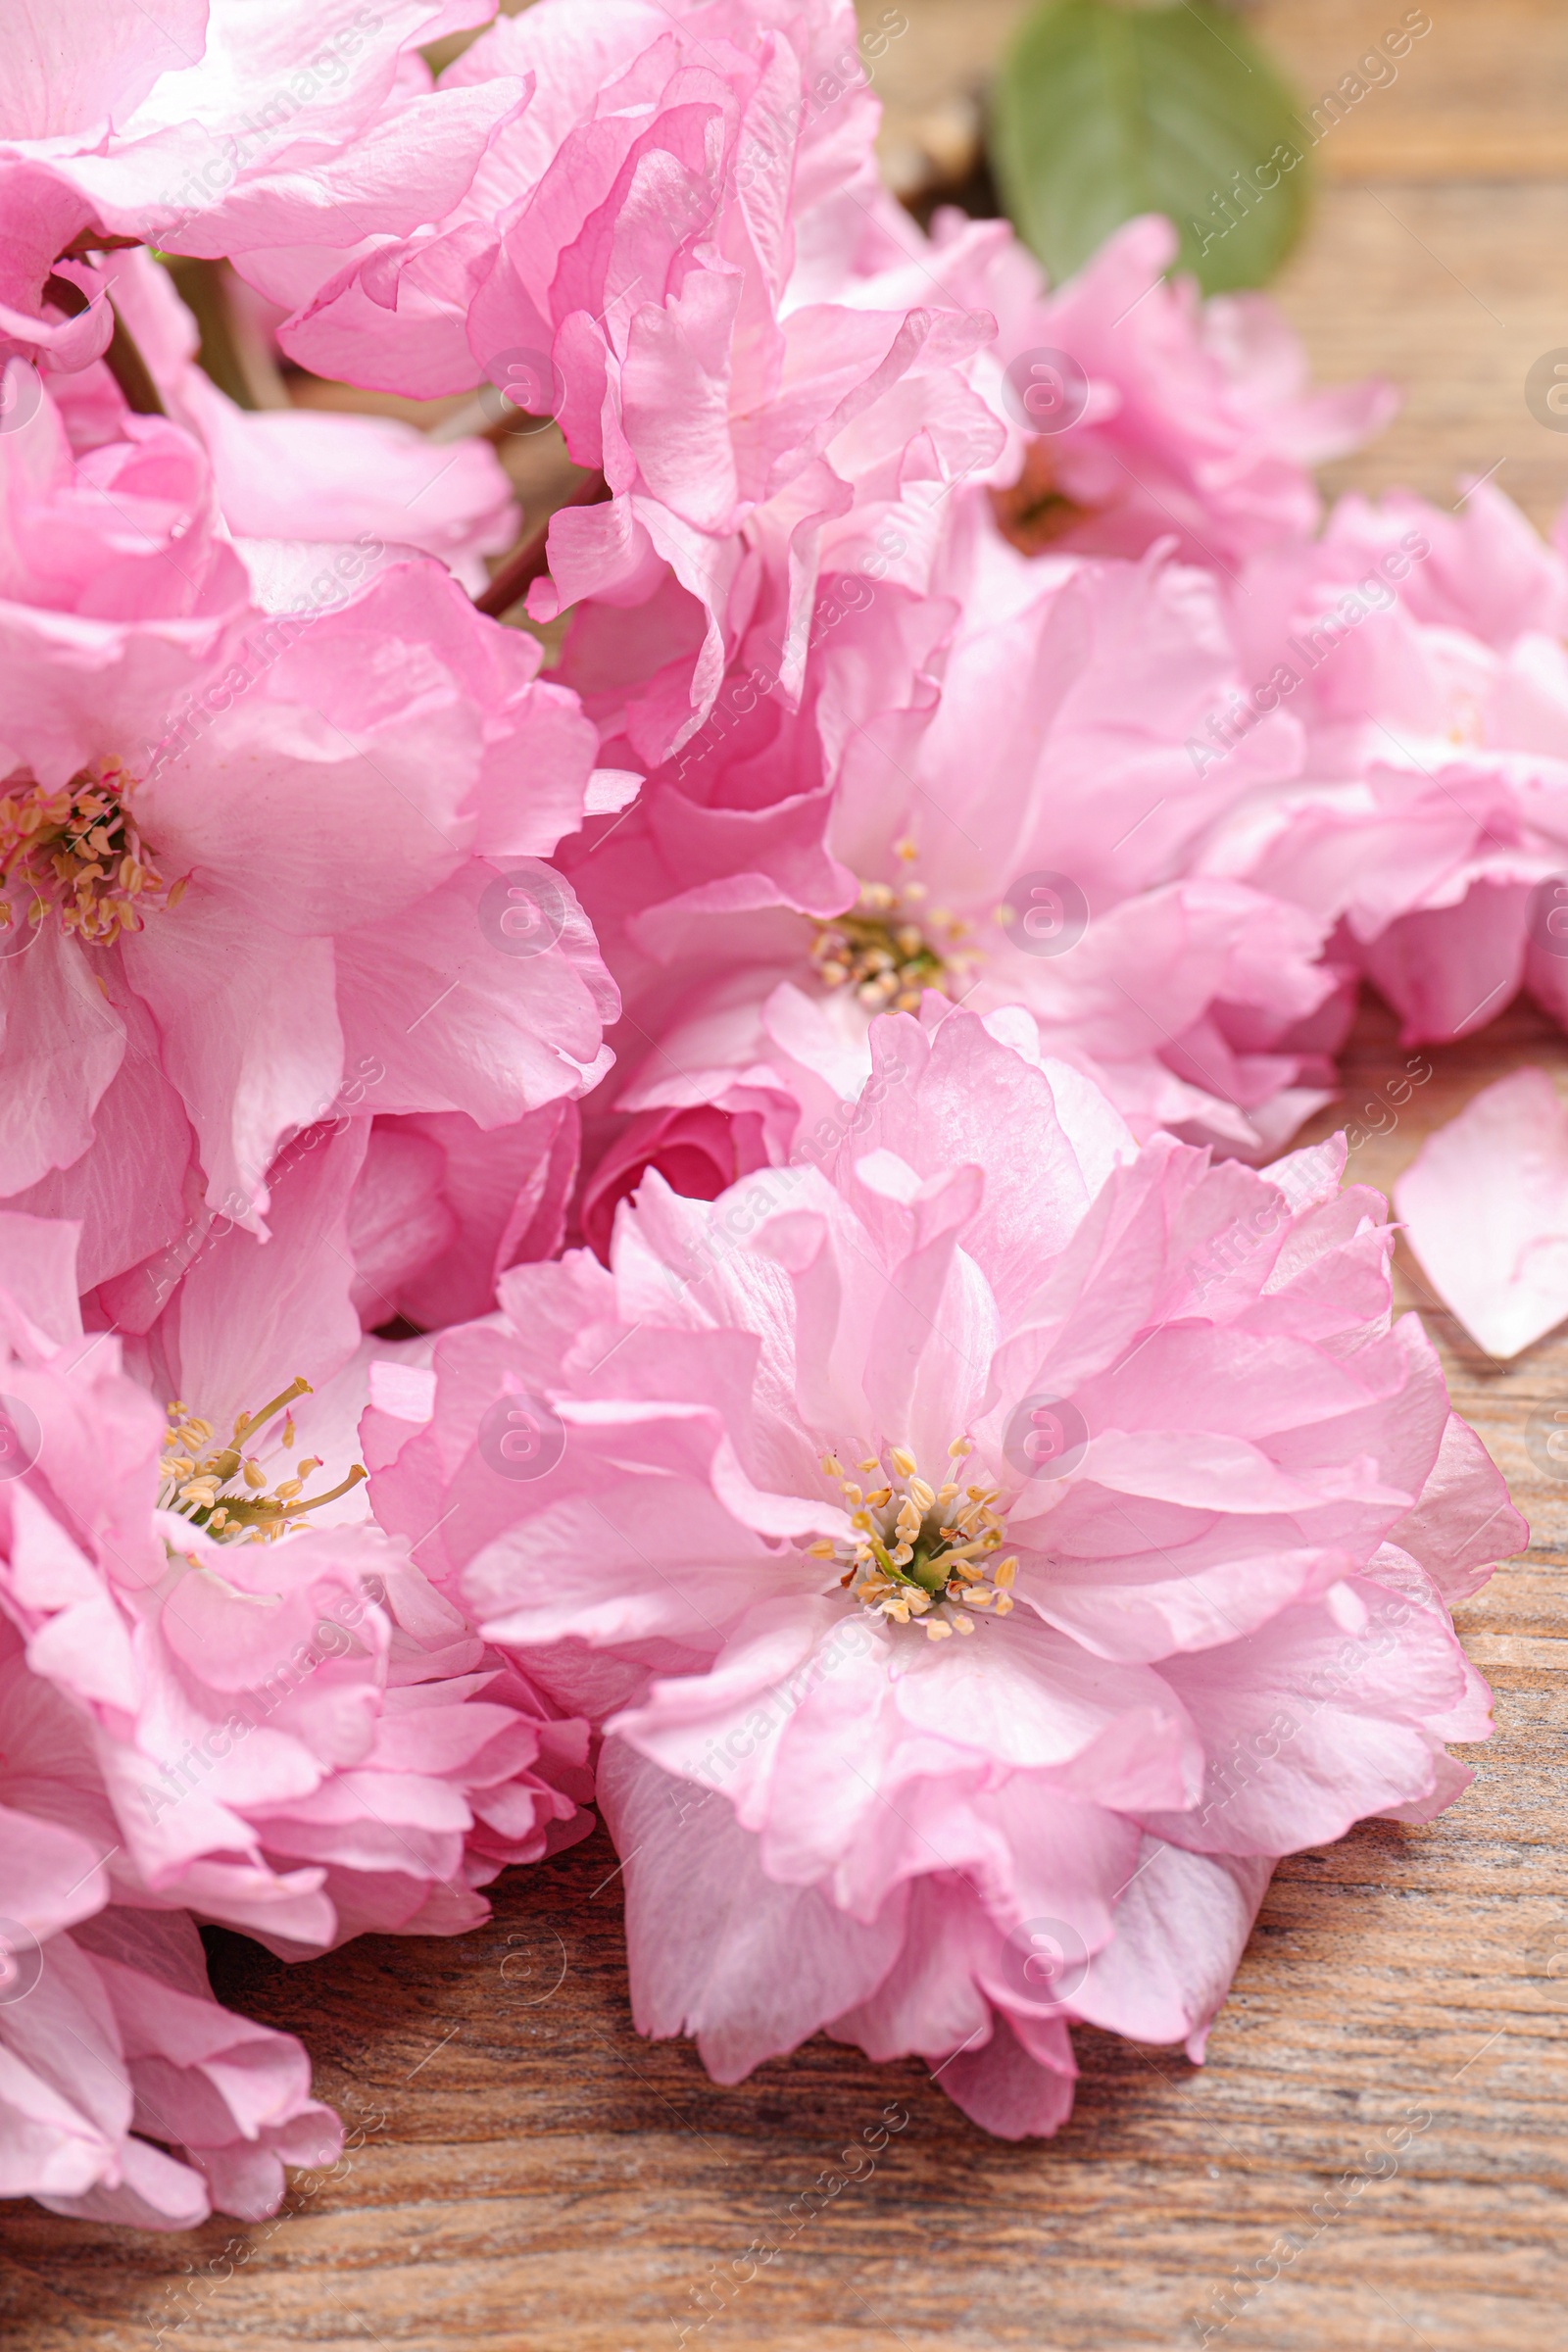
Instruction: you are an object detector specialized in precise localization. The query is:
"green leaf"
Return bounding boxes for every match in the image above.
[990,0,1313,295]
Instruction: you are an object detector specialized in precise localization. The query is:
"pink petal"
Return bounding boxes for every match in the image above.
[1396,1066,1568,1356]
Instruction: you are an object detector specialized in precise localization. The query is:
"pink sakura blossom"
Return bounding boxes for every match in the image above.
[0,380,617,1284]
[824,205,1396,571]
[0,1892,340,2230]
[368,1006,1521,2136]
[0,1181,592,1929]
[259,0,1003,764]
[1199,485,1568,1047]
[0,983,587,2232]
[0,2,523,376]
[564,493,1344,1250]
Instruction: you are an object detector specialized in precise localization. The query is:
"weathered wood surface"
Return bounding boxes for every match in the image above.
[5,3,1568,2345]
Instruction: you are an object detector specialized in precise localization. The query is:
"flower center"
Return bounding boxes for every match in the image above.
[810,852,977,1014]
[0,761,183,948]
[989,443,1092,555]
[810,1439,1017,1642]
[158,1377,367,1544]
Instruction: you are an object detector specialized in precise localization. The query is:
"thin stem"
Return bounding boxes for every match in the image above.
[43,273,168,417]
[472,469,610,619]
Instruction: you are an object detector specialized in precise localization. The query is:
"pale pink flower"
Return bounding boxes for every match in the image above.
[370,1007,1521,2134]
[0,0,522,373]
[0,383,616,1277]
[849,208,1396,570]
[0,1890,340,2230]
[259,0,1002,763]
[1200,486,1568,1047]
[0,1180,591,1960]
[565,497,1344,1242]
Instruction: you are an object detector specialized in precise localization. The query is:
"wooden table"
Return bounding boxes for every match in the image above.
[6,5,1568,2345]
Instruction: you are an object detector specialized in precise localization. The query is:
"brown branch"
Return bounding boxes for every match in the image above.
[472,470,610,619]
[161,256,290,411]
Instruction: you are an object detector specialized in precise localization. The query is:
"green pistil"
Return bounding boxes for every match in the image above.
[906,1543,954,1595]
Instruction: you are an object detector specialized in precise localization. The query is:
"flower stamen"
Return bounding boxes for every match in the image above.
[158,1375,367,1544]
[811,1437,1016,1639]
[809,863,979,1014]
[0,760,180,947]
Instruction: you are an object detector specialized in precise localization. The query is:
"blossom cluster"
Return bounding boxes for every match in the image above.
[0,0,1533,2215]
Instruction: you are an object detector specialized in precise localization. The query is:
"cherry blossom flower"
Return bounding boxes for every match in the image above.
[931,210,1396,571]
[0,1888,340,2230]
[0,0,523,377]
[564,493,1345,1253]
[254,0,1003,762]
[0,1174,593,1925]
[0,378,617,1283]
[369,1006,1522,2135]
[1199,485,1568,1047]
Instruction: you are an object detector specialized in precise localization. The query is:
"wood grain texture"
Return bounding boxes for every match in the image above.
[5,5,1568,2345]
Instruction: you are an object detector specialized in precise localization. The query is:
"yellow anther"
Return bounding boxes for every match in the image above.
[891,1447,917,1478]
[242,1460,268,1490]
[994,1557,1017,1587]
